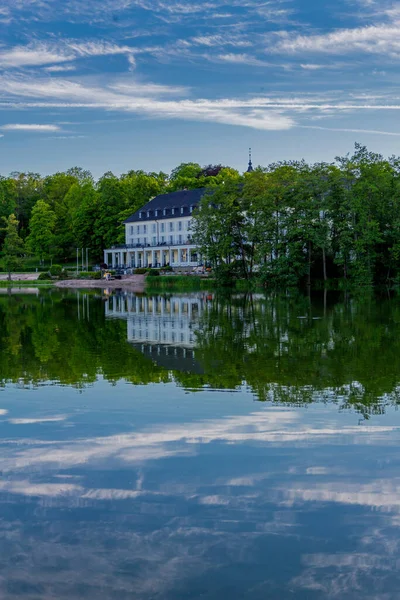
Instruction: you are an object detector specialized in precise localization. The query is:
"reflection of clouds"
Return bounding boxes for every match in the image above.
[2,405,400,598]
[2,408,399,476]
[0,408,8,415]
[8,415,67,424]
[0,480,81,497]
[281,481,400,511]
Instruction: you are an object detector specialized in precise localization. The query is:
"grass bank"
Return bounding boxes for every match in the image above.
[146,275,217,292]
[0,280,53,288]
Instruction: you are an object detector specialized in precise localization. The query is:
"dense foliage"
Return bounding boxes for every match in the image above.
[191,144,400,287]
[2,144,400,286]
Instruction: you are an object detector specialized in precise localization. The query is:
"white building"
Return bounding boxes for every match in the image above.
[103,188,206,269]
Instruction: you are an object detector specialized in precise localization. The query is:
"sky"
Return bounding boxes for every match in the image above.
[1,0,400,177]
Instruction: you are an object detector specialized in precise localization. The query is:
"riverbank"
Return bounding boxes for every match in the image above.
[0,273,40,281]
[55,274,146,291]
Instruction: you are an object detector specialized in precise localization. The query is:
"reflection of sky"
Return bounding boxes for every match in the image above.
[1,381,400,598]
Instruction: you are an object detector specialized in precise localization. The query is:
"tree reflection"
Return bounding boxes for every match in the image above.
[1,289,400,416]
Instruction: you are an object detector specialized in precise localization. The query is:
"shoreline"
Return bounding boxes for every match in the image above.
[54,275,146,291]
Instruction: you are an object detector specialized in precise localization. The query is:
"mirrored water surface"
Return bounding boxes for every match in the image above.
[1,289,400,599]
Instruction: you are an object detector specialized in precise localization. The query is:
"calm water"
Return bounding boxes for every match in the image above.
[1,289,400,599]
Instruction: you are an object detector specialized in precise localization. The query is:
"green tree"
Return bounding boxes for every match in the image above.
[26,200,57,263]
[1,214,25,280]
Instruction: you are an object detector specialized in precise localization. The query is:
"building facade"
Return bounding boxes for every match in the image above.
[103,188,205,269]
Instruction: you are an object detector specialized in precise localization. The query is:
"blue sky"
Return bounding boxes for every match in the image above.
[1,0,400,177]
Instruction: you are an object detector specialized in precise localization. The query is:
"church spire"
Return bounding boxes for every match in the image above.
[247,147,254,173]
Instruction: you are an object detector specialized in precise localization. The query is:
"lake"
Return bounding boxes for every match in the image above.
[1,288,400,599]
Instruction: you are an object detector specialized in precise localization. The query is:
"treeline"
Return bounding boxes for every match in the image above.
[2,143,400,286]
[192,144,400,287]
[0,163,238,264]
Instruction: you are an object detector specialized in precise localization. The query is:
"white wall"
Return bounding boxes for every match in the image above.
[126,217,192,246]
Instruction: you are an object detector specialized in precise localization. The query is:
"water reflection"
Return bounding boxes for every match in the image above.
[1,290,400,598]
[105,292,206,372]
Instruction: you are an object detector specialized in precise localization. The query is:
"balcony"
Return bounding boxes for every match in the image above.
[110,240,194,250]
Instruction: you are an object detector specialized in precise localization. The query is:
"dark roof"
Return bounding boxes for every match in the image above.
[124,188,207,223]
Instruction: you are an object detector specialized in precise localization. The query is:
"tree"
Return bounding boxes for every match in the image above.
[26,200,57,263]
[1,214,25,280]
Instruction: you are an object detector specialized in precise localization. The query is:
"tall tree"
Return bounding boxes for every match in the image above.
[1,214,25,281]
[26,200,57,263]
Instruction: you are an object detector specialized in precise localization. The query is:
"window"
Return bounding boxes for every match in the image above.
[161,235,165,243]
[163,208,166,216]
[178,234,182,244]
[152,224,156,233]
[130,226,134,235]
[180,206,184,214]
[137,237,141,244]
[172,207,175,215]
[161,223,165,232]
[169,235,173,244]
[169,222,174,231]
[143,225,147,233]
[152,236,156,246]
[178,221,182,231]
[147,211,150,218]
[155,209,158,217]
[137,225,140,234]
[144,237,147,245]
[139,212,142,219]
[190,205,193,213]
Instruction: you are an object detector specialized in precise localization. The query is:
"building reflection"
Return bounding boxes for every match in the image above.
[105,292,212,373]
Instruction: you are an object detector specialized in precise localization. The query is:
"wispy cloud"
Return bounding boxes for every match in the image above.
[44,64,76,72]
[215,53,274,67]
[0,75,295,131]
[1,123,60,132]
[190,35,252,48]
[273,24,400,57]
[300,125,400,137]
[0,40,137,68]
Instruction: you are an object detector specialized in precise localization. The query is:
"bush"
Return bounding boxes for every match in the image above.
[78,271,101,279]
[49,264,63,277]
[147,269,160,277]
[37,272,50,281]
[162,265,173,272]
[135,268,147,274]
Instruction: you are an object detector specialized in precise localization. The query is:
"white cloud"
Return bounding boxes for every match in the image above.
[1,123,60,132]
[300,125,400,136]
[45,64,76,72]
[273,24,400,57]
[0,75,295,131]
[190,35,252,48]
[0,44,74,68]
[0,40,137,69]
[215,53,274,67]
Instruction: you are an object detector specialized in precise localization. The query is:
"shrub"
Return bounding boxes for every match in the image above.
[49,264,63,277]
[37,272,50,281]
[162,265,173,272]
[147,269,160,277]
[135,268,147,275]
[78,271,101,279]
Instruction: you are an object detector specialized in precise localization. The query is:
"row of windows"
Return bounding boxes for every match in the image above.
[130,235,192,246]
[130,221,190,235]
[139,206,194,219]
